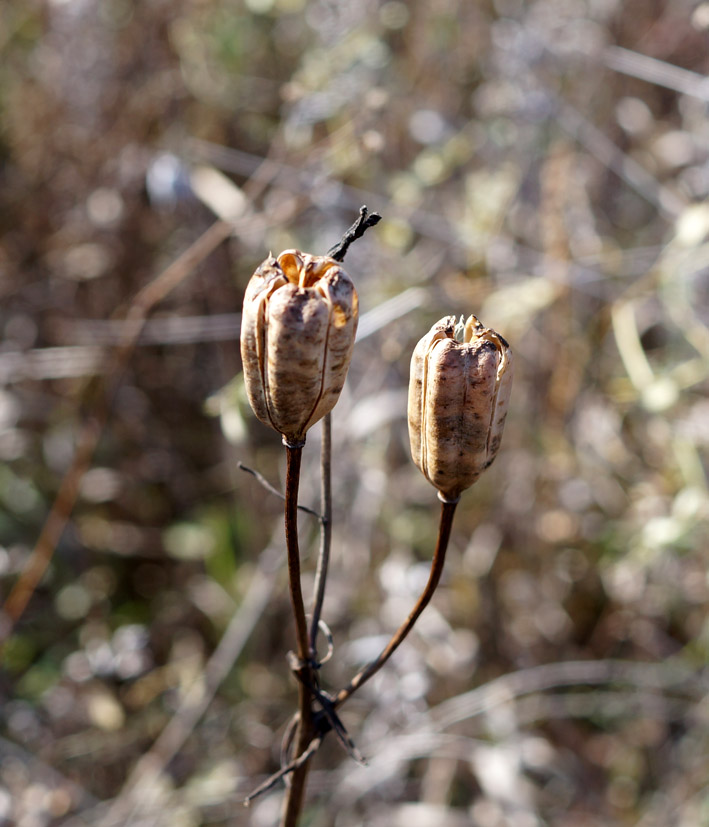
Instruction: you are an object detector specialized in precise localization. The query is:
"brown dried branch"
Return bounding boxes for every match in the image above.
[237,461,323,521]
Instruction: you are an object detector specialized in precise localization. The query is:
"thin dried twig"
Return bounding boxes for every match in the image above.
[237,461,323,520]
[242,691,365,809]
[327,205,382,262]
[309,418,333,661]
[286,653,366,765]
[243,734,324,807]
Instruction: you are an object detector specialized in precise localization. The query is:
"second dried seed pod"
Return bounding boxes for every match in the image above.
[408,315,513,501]
[240,249,358,445]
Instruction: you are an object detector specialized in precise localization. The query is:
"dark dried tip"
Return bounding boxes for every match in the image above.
[327,205,382,262]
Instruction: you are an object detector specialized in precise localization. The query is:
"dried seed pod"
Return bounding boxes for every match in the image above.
[240,249,358,445]
[408,315,513,501]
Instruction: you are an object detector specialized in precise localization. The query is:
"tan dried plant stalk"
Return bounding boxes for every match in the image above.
[240,211,513,827]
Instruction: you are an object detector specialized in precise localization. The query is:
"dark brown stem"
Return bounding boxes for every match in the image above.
[333,498,458,708]
[309,413,332,658]
[284,445,310,661]
[281,444,315,827]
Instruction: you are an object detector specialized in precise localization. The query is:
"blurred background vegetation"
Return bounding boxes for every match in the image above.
[2,0,709,825]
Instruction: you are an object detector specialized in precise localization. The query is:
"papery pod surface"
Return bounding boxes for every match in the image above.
[240,250,358,444]
[408,315,513,501]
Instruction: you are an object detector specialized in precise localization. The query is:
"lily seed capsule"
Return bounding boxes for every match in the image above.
[240,249,358,445]
[408,315,513,501]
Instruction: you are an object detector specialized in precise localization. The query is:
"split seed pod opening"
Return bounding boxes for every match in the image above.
[408,315,513,502]
[240,250,358,445]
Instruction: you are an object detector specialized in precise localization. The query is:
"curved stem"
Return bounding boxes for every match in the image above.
[309,413,332,658]
[334,498,458,708]
[281,444,315,827]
